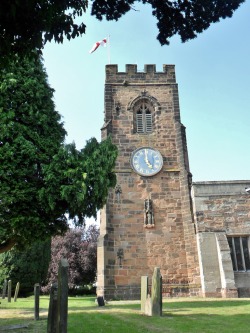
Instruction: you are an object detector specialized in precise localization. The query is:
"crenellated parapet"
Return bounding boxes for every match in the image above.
[105,64,176,84]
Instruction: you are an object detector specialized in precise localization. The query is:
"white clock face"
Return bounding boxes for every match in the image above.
[131,147,163,176]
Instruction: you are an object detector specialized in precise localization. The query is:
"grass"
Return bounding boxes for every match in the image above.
[0,296,250,332]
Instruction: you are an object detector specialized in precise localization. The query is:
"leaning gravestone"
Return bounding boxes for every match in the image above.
[14,282,20,302]
[151,267,162,316]
[47,259,69,333]
[142,268,162,317]
[57,258,69,333]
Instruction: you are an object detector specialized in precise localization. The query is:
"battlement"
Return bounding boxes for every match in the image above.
[105,64,176,84]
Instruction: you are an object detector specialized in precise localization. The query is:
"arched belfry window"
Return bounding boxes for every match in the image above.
[135,99,153,134]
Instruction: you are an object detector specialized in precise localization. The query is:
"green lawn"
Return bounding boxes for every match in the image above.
[1,296,250,332]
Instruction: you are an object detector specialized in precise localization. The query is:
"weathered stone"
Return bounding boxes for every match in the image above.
[14,282,20,302]
[140,276,148,313]
[193,181,250,297]
[144,295,152,316]
[97,296,105,306]
[57,258,69,333]
[2,279,7,299]
[7,280,11,302]
[34,283,40,320]
[47,282,58,333]
[151,267,162,316]
[96,64,250,300]
[97,64,199,300]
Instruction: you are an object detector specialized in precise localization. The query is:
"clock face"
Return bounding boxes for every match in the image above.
[131,147,163,176]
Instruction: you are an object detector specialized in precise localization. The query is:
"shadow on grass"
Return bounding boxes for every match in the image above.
[0,317,47,333]
[67,298,250,311]
[66,298,250,333]
[1,298,250,333]
[164,299,250,309]
[67,309,250,333]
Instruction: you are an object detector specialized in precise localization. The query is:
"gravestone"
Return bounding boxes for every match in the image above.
[97,296,105,306]
[57,258,69,333]
[47,282,58,333]
[141,276,148,313]
[142,268,162,317]
[14,282,20,302]
[144,294,152,316]
[7,280,12,302]
[34,283,40,320]
[151,267,162,316]
[2,279,7,299]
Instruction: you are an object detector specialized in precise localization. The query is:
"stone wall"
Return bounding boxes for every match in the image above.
[193,181,250,234]
[97,64,200,300]
[192,180,250,297]
[96,65,250,300]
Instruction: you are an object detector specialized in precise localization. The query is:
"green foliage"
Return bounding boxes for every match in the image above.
[0,54,67,252]
[0,1,245,58]
[0,1,87,57]
[0,55,118,253]
[0,239,51,296]
[41,137,117,225]
[80,137,117,221]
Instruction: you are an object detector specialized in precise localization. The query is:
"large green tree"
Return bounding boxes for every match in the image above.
[0,1,245,57]
[0,55,117,254]
[0,239,51,296]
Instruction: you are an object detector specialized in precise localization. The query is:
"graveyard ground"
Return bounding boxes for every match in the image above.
[0,296,250,332]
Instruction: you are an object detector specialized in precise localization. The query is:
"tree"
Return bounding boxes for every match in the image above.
[42,225,99,294]
[0,55,118,254]
[0,1,245,58]
[0,239,51,296]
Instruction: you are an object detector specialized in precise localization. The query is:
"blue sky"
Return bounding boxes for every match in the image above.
[43,1,250,182]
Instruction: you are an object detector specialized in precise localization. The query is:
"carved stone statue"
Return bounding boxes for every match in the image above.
[144,199,154,227]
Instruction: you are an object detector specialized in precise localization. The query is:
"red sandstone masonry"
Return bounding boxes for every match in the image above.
[97,64,201,300]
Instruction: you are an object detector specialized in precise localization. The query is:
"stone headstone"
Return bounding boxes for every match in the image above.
[97,296,105,306]
[57,258,69,333]
[34,283,40,320]
[144,294,152,316]
[14,282,20,302]
[2,279,7,299]
[141,276,148,313]
[151,267,162,316]
[7,280,12,303]
[47,282,58,333]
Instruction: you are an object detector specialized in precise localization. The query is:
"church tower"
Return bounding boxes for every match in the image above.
[97,64,200,300]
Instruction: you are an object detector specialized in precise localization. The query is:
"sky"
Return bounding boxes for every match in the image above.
[43,1,250,183]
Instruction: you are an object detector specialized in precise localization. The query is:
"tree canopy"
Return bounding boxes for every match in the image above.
[42,226,99,294]
[0,0,245,57]
[0,55,117,254]
[0,239,51,296]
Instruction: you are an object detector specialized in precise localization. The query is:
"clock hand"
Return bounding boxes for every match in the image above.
[144,149,153,168]
[147,162,153,169]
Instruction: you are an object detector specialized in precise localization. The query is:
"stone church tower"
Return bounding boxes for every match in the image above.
[97,64,201,300]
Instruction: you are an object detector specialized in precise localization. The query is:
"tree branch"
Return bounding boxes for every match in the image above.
[0,238,16,254]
